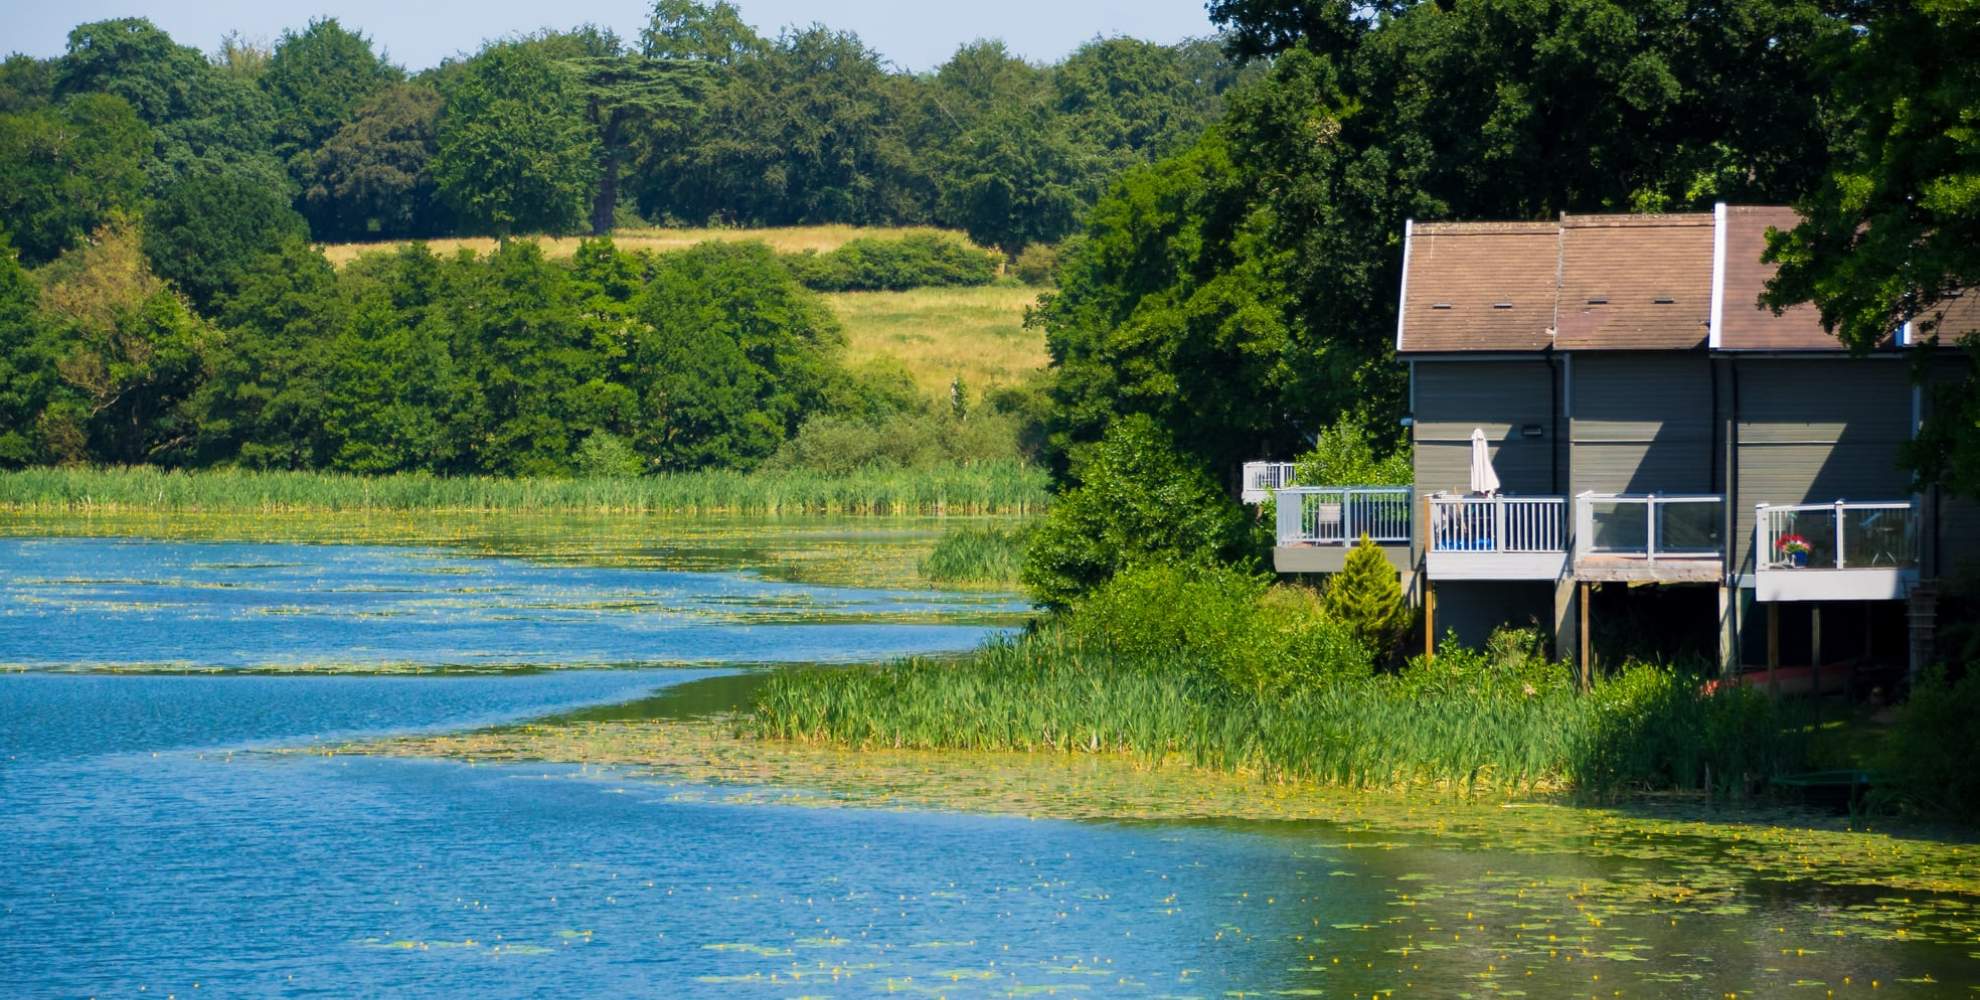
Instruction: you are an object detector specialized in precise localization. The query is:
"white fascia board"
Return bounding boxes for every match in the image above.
[1394,219,1413,354]
[1708,202,1727,350]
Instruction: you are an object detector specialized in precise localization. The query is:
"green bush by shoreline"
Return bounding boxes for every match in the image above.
[0,463,1049,515]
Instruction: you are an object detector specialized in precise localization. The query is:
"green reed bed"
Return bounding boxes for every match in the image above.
[918,523,1032,584]
[0,463,1049,515]
[749,628,1811,797]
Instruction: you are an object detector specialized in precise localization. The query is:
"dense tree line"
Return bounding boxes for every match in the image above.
[0,4,1249,260]
[0,220,1041,474]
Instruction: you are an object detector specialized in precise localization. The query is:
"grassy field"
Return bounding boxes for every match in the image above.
[0,464,1048,516]
[318,225,971,267]
[831,285,1047,398]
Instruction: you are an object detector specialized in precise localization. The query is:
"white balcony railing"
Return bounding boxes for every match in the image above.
[1275,486,1413,546]
[1241,461,1297,504]
[1757,501,1918,572]
[1574,493,1724,561]
[1428,494,1568,553]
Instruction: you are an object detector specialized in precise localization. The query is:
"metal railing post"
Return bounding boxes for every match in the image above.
[1494,496,1508,553]
[1646,496,1658,561]
[1834,499,1846,569]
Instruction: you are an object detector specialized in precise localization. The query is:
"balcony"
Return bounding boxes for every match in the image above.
[1241,461,1296,504]
[1573,493,1725,583]
[1272,486,1413,574]
[1754,501,1919,602]
[1426,494,1569,580]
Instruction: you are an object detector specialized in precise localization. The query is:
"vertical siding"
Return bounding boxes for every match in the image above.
[1411,360,1559,495]
[1732,359,1915,572]
[1930,354,1980,573]
[1568,353,1715,495]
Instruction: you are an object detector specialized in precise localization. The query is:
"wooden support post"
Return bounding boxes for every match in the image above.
[1811,605,1823,673]
[1578,581,1591,691]
[1424,582,1437,662]
[1767,602,1781,696]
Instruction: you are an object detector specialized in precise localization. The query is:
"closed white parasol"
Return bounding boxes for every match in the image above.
[1468,427,1501,496]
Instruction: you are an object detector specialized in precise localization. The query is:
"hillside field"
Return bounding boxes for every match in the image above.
[318,224,965,267]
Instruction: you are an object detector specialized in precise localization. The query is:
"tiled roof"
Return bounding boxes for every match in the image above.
[1397,205,1969,354]
[1714,205,1841,350]
[1396,221,1559,353]
[1554,213,1713,350]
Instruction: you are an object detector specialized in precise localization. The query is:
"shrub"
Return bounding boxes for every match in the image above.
[1879,666,1980,820]
[1069,562,1371,695]
[1322,536,1408,658]
[574,431,644,477]
[1013,243,1059,286]
[1294,416,1412,487]
[783,233,999,292]
[766,410,1024,473]
[1020,414,1255,609]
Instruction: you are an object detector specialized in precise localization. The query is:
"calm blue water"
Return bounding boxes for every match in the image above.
[0,538,1015,670]
[2,538,1972,997]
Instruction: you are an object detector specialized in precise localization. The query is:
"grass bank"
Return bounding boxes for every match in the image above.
[747,627,1810,798]
[0,463,1048,516]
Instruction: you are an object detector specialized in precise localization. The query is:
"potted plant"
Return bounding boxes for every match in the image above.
[1775,533,1812,567]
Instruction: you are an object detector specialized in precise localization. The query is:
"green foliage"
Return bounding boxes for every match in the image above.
[1322,536,1408,658]
[1880,666,1980,822]
[629,240,840,469]
[1295,416,1412,487]
[0,236,51,466]
[575,431,645,477]
[767,410,1023,475]
[1069,562,1371,695]
[303,84,447,239]
[434,44,600,235]
[187,238,343,467]
[1020,414,1255,609]
[141,173,310,311]
[1758,3,1980,497]
[55,18,285,194]
[1012,243,1059,286]
[0,94,150,265]
[263,17,399,181]
[920,522,1032,585]
[783,233,999,292]
[940,104,1089,254]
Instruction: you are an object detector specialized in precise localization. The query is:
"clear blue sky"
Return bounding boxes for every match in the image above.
[7,1,1219,71]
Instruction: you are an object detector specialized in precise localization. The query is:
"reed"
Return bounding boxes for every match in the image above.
[0,463,1049,516]
[748,627,1809,797]
[919,523,1031,584]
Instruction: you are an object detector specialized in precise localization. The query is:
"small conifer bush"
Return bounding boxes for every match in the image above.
[1322,534,1408,658]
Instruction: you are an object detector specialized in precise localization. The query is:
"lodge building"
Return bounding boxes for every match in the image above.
[1262,205,1978,683]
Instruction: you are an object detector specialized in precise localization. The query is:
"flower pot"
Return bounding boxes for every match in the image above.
[1789,551,1807,568]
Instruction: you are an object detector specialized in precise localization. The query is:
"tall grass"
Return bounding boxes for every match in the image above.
[0,463,1049,515]
[749,628,1810,797]
[830,285,1046,399]
[919,523,1031,584]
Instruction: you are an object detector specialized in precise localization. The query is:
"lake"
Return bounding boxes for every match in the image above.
[1,521,1974,997]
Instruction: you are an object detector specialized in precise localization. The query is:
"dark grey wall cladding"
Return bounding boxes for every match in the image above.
[1412,360,1557,495]
[1732,358,1914,571]
[1570,353,1714,495]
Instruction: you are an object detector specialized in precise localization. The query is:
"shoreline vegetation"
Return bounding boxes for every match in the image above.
[0,464,1049,516]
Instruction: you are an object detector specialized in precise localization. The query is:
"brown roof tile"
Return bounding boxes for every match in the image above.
[1715,205,1844,350]
[1913,291,1980,344]
[1397,221,1559,353]
[1554,213,1713,350]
